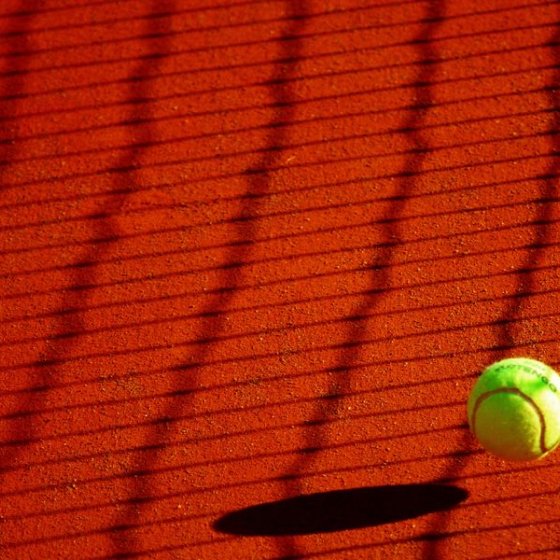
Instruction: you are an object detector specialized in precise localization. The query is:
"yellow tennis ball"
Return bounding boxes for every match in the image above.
[467,357,560,461]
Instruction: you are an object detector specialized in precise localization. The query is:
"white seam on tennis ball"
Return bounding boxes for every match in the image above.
[472,388,548,455]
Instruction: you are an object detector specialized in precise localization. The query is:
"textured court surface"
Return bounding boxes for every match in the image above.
[1,1,560,558]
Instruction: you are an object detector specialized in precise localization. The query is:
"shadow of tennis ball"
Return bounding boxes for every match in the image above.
[213,483,468,536]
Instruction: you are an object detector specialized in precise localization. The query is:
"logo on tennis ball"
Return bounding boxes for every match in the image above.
[489,362,558,392]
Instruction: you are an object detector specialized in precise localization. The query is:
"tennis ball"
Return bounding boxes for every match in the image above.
[467,357,560,461]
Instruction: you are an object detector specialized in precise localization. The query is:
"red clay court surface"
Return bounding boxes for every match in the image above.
[1,0,560,558]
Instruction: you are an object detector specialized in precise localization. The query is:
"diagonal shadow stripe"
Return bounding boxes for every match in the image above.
[106,2,309,557]
[0,33,556,162]
[0,5,555,85]
[421,8,560,560]
[0,58,555,153]
[0,0,47,480]
[2,195,559,293]
[0,0,38,201]
[1,159,558,267]
[0,110,556,195]
[2,306,560,431]
[0,0,284,22]
[0,0,175,541]
[0,0,554,85]
[0,23,556,130]
[275,2,446,558]
[3,237,559,349]
[0,88,553,171]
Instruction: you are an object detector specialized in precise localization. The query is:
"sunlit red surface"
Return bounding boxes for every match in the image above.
[1,1,559,558]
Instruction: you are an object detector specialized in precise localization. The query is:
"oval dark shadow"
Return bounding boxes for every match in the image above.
[213,483,468,536]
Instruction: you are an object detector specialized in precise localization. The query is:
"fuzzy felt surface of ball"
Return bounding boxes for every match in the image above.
[467,357,560,461]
